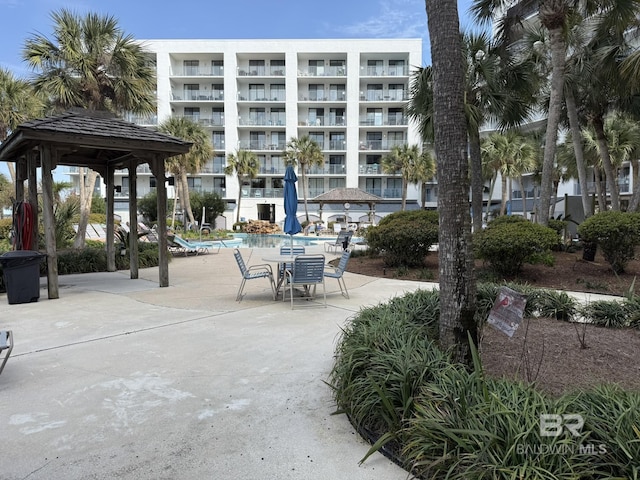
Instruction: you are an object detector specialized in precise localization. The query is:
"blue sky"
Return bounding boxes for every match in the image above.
[1,0,479,77]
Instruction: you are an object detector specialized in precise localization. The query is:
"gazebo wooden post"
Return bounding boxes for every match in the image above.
[27,151,39,251]
[39,145,59,299]
[128,158,139,279]
[151,155,169,287]
[106,164,116,272]
[14,159,25,206]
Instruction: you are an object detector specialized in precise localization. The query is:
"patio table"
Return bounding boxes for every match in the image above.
[261,253,301,298]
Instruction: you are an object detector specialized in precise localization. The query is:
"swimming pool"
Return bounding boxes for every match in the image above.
[230,233,329,248]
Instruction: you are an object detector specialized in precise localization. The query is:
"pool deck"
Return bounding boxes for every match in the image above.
[0,244,426,480]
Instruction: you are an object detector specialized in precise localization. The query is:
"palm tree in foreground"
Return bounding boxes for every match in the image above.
[425,0,477,366]
[22,8,156,247]
[224,149,259,224]
[283,135,324,223]
[159,117,213,229]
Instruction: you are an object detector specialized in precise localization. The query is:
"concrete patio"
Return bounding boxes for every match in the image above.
[0,245,429,479]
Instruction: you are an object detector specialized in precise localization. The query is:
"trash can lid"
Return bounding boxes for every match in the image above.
[1,250,44,258]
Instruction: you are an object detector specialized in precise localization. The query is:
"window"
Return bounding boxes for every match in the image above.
[309,59,324,76]
[389,84,405,100]
[365,178,382,196]
[184,107,200,121]
[212,154,225,174]
[309,84,325,101]
[211,60,223,76]
[386,178,402,198]
[329,108,345,126]
[329,155,345,175]
[211,107,224,126]
[309,132,324,149]
[270,84,285,101]
[366,84,383,101]
[211,83,224,100]
[309,108,324,125]
[329,84,346,101]
[249,59,265,75]
[367,59,383,76]
[271,59,285,75]
[250,131,266,149]
[249,108,266,125]
[271,132,286,149]
[212,131,225,149]
[184,84,199,100]
[270,108,285,125]
[308,178,324,196]
[329,178,346,189]
[249,84,265,101]
[388,59,405,76]
[387,131,404,148]
[187,177,202,190]
[366,132,382,150]
[149,177,157,188]
[329,132,345,150]
[388,108,404,125]
[330,59,346,75]
[366,108,383,126]
[184,60,199,75]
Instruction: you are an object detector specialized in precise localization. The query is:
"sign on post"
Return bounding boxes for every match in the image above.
[487,286,527,337]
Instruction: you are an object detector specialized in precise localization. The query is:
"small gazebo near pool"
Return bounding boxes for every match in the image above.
[310,188,382,226]
[0,109,192,299]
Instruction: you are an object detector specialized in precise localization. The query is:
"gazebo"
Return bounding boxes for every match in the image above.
[0,109,192,299]
[311,188,382,224]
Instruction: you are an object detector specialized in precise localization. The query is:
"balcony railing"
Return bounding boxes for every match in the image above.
[237,67,286,76]
[358,139,405,150]
[359,164,380,174]
[298,116,346,126]
[173,66,224,76]
[237,91,286,102]
[359,115,407,126]
[177,115,225,127]
[362,66,409,76]
[171,91,224,101]
[238,115,286,126]
[298,66,346,77]
[258,165,287,175]
[308,164,346,175]
[241,187,284,198]
[360,91,408,102]
[238,141,286,150]
[383,188,402,198]
[298,92,346,102]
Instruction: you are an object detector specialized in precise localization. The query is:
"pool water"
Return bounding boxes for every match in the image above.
[231,233,329,248]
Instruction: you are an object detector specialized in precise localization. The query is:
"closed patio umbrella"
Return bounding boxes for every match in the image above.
[283,165,302,256]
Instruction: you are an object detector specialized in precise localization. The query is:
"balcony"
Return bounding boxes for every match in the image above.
[238,115,286,126]
[359,164,380,174]
[299,92,346,102]
[238,141,286,151]
[177,115,225,127]
[308,164,346,175]
[173,66,224,76]
[362,66,409,76]
[123,113,158,125]
[258,165,287,175]
[237,91,286,102]
[298,116,345,127]
[237,67,286,76]
[298,66,346,77]
[358,139,405,150]
[241,187,284,198]
[171,90,224,101]
[359,115,408,126]
[360,91,408,102]
[383,188,402,198]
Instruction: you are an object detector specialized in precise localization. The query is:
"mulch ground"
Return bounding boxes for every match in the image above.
[345,249,640,395]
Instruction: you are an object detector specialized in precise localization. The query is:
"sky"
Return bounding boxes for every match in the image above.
[0,0,480,179]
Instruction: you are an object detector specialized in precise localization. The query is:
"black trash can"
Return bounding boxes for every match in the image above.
[0,251,45,305]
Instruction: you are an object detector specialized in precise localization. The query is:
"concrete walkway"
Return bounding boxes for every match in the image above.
[0,245,428,480]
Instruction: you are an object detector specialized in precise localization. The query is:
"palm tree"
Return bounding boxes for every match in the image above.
[159,117,213,229]
[409,148,437,209]
[0,67,45,183]
[380,144,423,210]
[425,0,477,366]
[224,149,259,224]
[22,8,156,247]
[283,135,324,223]
[408,31,538,232]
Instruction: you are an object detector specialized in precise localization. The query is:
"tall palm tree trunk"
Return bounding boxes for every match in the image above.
[486,173,498,222]
[235,177,243,223]
[500,174,508,215]
[592,116,620,210]
[425,0,477,366]
[301,165,310,223]
[179,169,195,227]
[629,159,640,212]
[594,165,606,211]
[565,88,592,218]
[538,25,566,226]
[401,178,408,211]
[73,168,98,248]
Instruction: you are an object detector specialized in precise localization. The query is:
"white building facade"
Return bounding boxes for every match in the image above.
[70,38,432,228]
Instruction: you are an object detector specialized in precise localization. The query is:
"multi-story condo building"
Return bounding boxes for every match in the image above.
[69,39,431,228]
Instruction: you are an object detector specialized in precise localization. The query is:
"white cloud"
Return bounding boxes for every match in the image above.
[334,0,427,39]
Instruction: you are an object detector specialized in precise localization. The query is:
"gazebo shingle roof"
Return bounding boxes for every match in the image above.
[312,188,382,203]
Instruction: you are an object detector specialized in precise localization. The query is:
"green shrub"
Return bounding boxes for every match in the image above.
[475,217,558,276]
[577,211,640,274]
[365,210,438,267]
[580,300,631,328]
[0,218,12,239]
[56,243,160,275]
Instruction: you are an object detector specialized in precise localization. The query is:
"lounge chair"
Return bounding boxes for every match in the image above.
[0,330,13,375]
[168,234,220,256]
[233,249,276,301]
[324,231,353,253]
[283,254,326,309]
[324,248,352,298]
